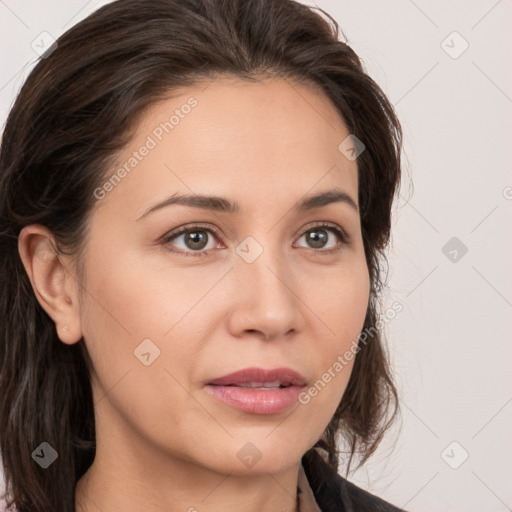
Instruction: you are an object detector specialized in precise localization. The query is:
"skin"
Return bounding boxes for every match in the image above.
[18,77,370,512]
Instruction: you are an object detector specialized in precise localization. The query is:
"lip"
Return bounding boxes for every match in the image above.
[205,367,307,415]
[207,367,307,387]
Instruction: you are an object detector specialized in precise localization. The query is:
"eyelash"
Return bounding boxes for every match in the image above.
[160,222,350,258]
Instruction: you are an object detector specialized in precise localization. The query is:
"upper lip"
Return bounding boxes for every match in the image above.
[207,367,307,387]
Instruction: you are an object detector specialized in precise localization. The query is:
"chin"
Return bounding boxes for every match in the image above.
[207,436,309,476]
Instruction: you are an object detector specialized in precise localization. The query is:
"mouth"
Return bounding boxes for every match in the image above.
[212,381,293,390]
[205,367,307,414]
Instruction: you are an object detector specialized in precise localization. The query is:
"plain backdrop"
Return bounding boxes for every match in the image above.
[1,1,511,511]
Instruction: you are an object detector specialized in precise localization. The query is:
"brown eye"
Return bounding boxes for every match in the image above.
[173,230,210,251]
[161,222,349,258]
[295,223,348,253]
[161,223,221,257]
[304,228,330,249]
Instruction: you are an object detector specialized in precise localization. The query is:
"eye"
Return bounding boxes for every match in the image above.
[294,222,349,254]
[160,222,349,258]
[161,223,221,258]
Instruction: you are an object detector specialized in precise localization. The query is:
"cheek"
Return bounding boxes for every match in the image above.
[77,251,206,444]
[304,261,370,411]
[77,246,221,398]
[311,259,370,352]
[81,243,216,341]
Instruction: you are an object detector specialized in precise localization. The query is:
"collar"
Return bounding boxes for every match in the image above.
[300,447,407,512]
[301,447,353,512]
[298,459,323,512]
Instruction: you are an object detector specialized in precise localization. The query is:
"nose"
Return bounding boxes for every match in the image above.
[225,236,306,342]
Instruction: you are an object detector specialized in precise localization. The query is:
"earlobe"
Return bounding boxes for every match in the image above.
[17,225,83,345]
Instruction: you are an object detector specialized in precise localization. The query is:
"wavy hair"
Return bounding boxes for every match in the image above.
[0,0,403,510]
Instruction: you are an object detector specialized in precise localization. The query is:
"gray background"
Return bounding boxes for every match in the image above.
[1,1,511,510]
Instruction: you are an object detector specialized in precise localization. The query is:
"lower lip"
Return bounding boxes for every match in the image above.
[204,384,304,414]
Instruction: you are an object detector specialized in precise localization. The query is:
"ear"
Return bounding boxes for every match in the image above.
[17,224,83,345]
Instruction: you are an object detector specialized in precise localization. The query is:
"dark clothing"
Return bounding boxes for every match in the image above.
[301,448,407,512]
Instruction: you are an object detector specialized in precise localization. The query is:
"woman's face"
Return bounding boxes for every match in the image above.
[75,77,370,475]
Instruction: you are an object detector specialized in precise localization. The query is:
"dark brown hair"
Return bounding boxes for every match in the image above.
[0,0,403,510]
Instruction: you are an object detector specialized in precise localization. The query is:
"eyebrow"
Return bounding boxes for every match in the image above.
[136,188,358,221]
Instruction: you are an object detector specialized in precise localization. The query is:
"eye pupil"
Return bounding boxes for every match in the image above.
[307,229,328,249]
[186,231,208,250]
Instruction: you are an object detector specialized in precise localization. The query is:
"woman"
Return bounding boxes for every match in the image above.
[0,0,406,510]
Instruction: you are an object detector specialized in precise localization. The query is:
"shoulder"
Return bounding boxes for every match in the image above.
[301,447,408,512]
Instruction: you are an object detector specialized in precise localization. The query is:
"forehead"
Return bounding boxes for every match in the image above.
[95,77,359,219]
